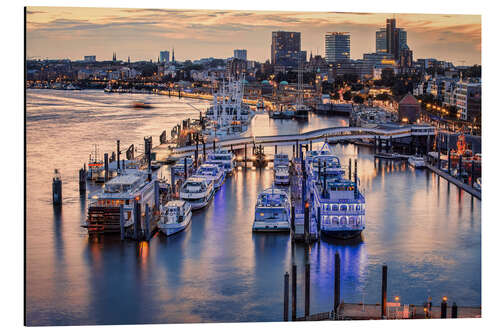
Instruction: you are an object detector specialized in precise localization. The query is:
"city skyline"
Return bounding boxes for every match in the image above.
[26,7,481,65]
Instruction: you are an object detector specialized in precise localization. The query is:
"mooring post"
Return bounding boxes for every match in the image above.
[441,298,448,318]
[104,153,109,181]
[244,143,247,169]
[184,157,188,181]
[448,148,451,174]
[284,272,289,321]
[451,302,458,318]
[381,265,388,319]
[195,139,199,169]
[145,204,150,241]
[305,263,310,318]
[52,169,62,206]
[296,140,299,158]
[79,168,86,194]
[275,145,277,155]
[471,161,475,185]
[309,140,312,151]
[203,141,206,161]
[304,201,310,244]
[292,144,296,159]
[213,140,216,152]
[291,207,296,235]
[154,180,160,211]
[120,204,125,241]
[117,140,121,173]
[349,158,352,181]
[334,252,341,318]
[292,264,297,321]
[134,201,140,240]
[458,155,463,179]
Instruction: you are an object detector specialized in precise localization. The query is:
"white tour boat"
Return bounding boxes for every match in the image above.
[157,200,192,236]
[179,176,215,210]
[252,187,291,232]
[195,163,226,189]
[206,149,236,174]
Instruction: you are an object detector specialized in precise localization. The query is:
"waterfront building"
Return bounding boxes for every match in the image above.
[233,49,247,61]
[361,52,395,79]
[455,80,481,121]
[83,55,96,62]
[398,93,421,123]
[325,32,351,63]
[385,18,407,60]
[271,31,307,68]
[376,28,387,53]
[160,50,170,63]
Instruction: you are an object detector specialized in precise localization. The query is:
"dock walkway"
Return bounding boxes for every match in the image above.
[426,162,481,200]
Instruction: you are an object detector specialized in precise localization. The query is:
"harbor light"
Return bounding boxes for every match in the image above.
[395,296,400,302]
[442,296,448,302]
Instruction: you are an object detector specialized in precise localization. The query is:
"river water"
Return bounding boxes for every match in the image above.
[25,89,481,326]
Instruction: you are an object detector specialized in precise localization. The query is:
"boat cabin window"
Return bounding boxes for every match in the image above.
[333,216,339,224]
[340,205,347,211]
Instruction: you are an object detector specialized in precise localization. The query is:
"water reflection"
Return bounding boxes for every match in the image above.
[26,90,481,325]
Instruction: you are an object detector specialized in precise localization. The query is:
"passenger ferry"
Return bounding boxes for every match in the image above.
[206,149,236,174]
[157,200,192,236]
[85,170,155,233]
[171,157,195,177]
[195,163,226,189]
[203,77,255,139]
[252,187,291,232]
[273,154,290,186]
[179,176,215,210]
[305,143,345,182]
[408,155,426,169]
[312,177,366,239]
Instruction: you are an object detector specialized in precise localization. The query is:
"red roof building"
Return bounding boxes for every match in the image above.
[398,93,421,123]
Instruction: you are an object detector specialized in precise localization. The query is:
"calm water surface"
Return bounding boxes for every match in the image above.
[26,89,481,325]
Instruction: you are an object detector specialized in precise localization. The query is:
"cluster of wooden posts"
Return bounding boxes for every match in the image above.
[282,255,460,321]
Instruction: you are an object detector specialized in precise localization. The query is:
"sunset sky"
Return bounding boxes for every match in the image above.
[26,7,481,65]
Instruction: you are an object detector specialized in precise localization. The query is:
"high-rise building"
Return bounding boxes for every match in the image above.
[325,32,351,63]
[386,18,399,59]
[160,50,170,63]
[271,31,306,68]
[376,28,387,53]
[233,49,247,61]
[398,29,407,50]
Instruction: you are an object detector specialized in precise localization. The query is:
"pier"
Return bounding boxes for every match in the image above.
[154,124,436,159]
[426,162,481,200]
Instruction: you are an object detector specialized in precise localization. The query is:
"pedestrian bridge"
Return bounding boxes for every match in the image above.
[154,125,435,158]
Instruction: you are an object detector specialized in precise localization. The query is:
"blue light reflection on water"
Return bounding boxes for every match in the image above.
[26,90,480,325]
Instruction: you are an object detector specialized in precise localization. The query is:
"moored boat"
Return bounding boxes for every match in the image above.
[252,187,291,232]
[157,200,192,236]
[408,155,426,168]
[195,163,226,189]
[179,176,215,210]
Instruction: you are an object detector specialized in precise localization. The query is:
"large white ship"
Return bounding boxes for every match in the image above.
[203,76,255,139]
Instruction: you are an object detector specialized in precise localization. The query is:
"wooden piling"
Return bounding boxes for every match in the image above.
[145,204,150,241]
[244,143,247,169]
[451,302,458,318]
[349,158,352,181]
[305,263,310,318]
[117,140,120,172]
[441,299,447,318]
[334,252,341,317]
[104,153,109,181]
[292,145,295,159]
[291,207,296,235]
[79,168,86,194]
[304,201,310,244]
[292,264,297,321]
[275,145,277,155]
[284,272,289,321]
[154,180,159,211]
[309,140,312,151]
[203,141,206,161]
[381,265,387,318]
[134,201,140,240]
[52,170,62,206]
[120,204,125,240]
[184,157,187,181]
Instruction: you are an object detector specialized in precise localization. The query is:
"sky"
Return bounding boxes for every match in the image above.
[26,7,481,65]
